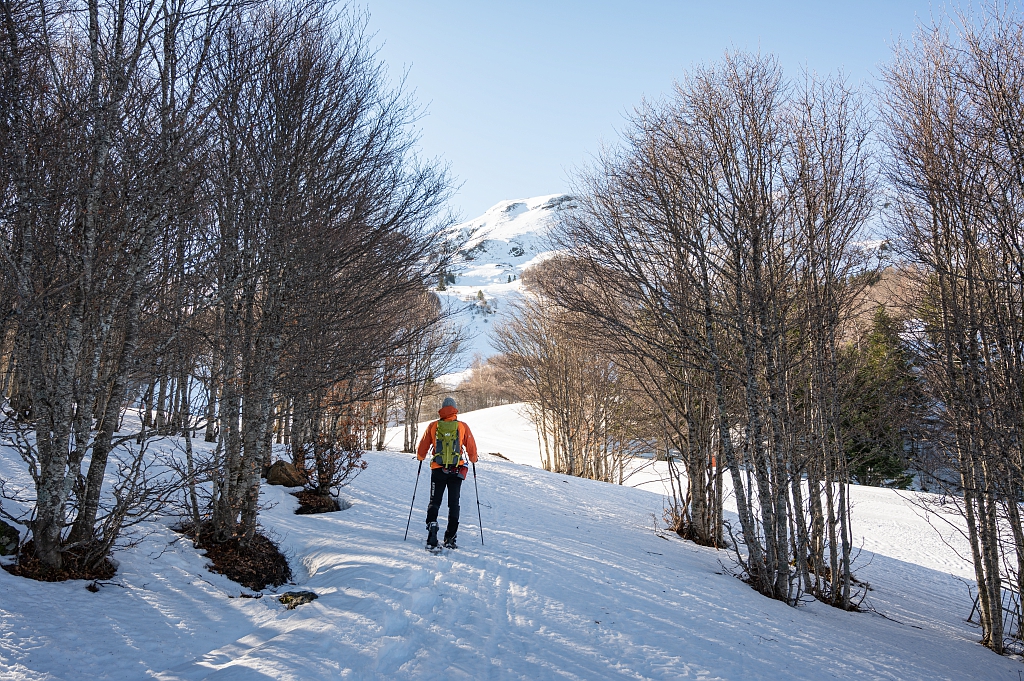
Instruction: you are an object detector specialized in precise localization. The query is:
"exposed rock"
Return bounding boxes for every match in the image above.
[539,194,576,211]
[279,591,318,609]
[265,460,305,487]
[0,520,18,556]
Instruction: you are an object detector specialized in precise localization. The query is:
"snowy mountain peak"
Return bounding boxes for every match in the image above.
[453,193,575,254]
[440,194,573,363]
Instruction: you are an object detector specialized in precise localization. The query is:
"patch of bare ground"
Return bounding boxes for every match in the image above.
[846,265,923,340]
[292,490,341,515]
[181,522,291,591]
[2,540,117,582]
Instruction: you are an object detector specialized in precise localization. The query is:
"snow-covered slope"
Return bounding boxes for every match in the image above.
[0,408,1018,680]
[389,404,982,580]
[441,194,573,362]
[387,402,546,468]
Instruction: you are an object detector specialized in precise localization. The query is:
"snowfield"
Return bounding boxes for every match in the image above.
[1,403,1021,680]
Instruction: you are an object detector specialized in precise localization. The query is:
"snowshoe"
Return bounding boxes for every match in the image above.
[426,522,439,549]
[443,537,457,550]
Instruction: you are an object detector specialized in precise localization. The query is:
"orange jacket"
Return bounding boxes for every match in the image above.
[417,405,478,474]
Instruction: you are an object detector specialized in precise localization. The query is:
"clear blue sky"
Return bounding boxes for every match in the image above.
[364,1,946,219]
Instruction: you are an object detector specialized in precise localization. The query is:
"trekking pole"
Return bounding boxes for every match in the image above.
[472,461,484,545]
[404,459,423,541]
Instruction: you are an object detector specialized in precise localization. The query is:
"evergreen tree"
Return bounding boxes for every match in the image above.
[843,307,918,488]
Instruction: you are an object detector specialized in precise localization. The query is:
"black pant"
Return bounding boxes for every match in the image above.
[426,467,462,541]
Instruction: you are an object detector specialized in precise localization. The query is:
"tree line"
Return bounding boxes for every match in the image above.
[493,5,1024,654]
[0,0,457,575]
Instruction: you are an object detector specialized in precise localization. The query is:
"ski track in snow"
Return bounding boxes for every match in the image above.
[1,405,1021,679]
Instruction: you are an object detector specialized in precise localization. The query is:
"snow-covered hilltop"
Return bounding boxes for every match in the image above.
[439,194,574,363]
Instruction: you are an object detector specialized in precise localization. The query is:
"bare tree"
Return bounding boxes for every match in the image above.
[451,356,518,415]
[551,54,874,606]
[0,0,453,574]
[201,2,452,541]
[882,5,1024,653]
[493,285,653,483]
[0,0,235,570]
[394,293,461,453]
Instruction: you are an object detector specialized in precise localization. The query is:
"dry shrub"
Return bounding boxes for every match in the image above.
[296,434,367,497]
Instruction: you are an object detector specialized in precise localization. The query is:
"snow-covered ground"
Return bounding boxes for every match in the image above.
[385,403,546,469]
[0,404,1019,680]
[389,404,983,582]
[438,194,571,365]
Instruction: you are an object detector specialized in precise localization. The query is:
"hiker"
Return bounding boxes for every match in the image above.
[416,396,478,549]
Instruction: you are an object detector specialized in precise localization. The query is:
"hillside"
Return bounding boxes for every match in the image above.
[0,405,1017,680]
[439,194,573,365]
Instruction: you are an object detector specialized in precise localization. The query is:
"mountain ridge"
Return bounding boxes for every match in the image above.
[439,193,574,364]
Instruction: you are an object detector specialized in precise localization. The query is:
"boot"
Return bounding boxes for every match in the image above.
[443,535,457,550]
[426,521,439,549]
